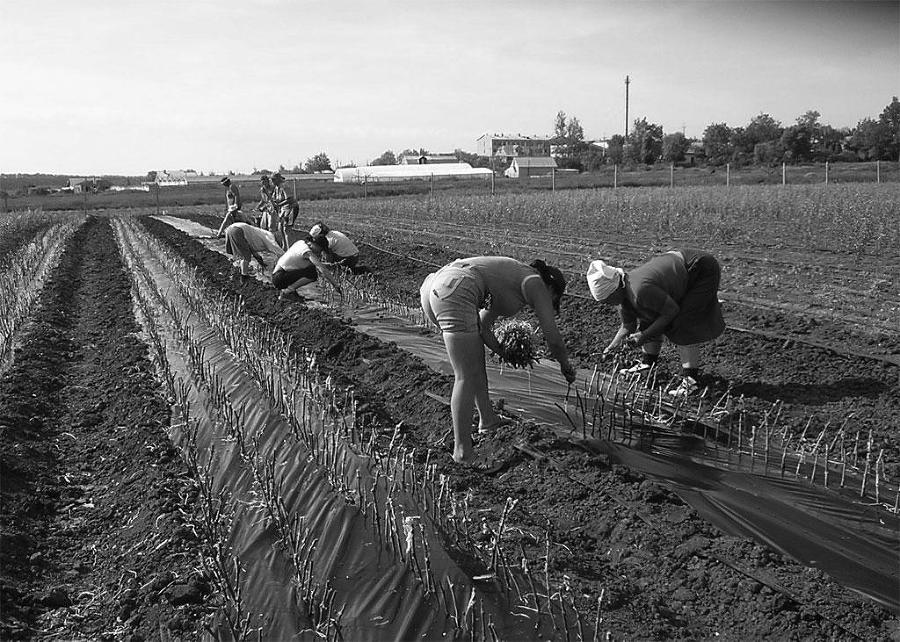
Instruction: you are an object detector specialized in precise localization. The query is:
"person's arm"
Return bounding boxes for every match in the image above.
[604,306,637,355]
[479,308,503,356]
[524,279,576,382]
[628,288,679,345]
[308,253,343,293]
[216,214,233,238]
[234,185,242,210]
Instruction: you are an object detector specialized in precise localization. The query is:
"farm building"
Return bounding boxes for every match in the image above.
[504,156,557,179]
[333,163,492,183]
[398,153,459,165]
[476,133,552,160]
[67,177,100,193]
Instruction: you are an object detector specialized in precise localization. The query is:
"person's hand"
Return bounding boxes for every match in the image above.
[560,360,577,384]
[626,332,644,347]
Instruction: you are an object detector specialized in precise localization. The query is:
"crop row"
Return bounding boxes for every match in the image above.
[115,217,614,640]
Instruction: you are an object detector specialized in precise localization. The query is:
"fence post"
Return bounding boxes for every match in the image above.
[155,183,160,215]
[825,161,829,185]
[551,168,556,191]
[614,164,618,189]
[491,170,495,196]
[363,175,368,198]
[726,163,730,187]
[670,163,674,188]
[292,178,297,200]
[430,173,434,198]
[877,160,881,183]
[782,162,786,186]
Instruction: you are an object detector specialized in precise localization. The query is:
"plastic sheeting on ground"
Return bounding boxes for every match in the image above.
[155,214,900,615]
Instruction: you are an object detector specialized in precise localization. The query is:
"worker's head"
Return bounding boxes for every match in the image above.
[220,177,231,186]
[272,172,285,184]
[530,259,566,313]
[260,175,271,184]
[305,233,329,253]
[586,260,625,304]
[309,221,330,238]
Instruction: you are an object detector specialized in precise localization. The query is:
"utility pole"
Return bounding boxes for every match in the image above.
[624,75,630,140]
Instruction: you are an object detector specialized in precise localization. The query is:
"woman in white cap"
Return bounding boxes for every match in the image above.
[420,257,577,465]
[223,221,283,278]
[309,221,364,273]
[586,249,724,397]
[271,234,343,301]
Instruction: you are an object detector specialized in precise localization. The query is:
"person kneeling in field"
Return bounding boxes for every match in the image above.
[271,234,343,301]
[309,222,369,274]
[587,248,725,397]
[223,222,283,278]
[420,256,577,465]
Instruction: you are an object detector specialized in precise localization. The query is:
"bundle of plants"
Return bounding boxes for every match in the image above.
[495,319,540,369]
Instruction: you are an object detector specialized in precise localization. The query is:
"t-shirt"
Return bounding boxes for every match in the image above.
[275,240,315,271]
[325,231,358,258]
[621,252,685,328]
[446,256,540,317]
[229,222,282,255]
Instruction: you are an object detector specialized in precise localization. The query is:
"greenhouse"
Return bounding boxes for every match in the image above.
[333,162,492,183]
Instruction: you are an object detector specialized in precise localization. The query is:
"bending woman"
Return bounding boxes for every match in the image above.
[586,248,725,397]
[420,256,576,464]
[271,235,342,301]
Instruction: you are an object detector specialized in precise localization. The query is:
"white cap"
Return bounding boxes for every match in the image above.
[586,260,624,301]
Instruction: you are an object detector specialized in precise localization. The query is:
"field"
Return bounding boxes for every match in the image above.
[0,182,898,640]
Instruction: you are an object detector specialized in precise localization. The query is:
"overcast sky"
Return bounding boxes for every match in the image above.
[1,0,897,176]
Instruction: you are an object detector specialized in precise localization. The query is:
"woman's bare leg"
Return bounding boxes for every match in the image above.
[443,332,497,464]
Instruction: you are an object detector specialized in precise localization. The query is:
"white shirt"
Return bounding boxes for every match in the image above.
[230,223,283,255]
[276,240,315,271]
[326,230,358,258]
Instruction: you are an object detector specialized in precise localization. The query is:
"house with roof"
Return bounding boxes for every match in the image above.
[504,157,557,179]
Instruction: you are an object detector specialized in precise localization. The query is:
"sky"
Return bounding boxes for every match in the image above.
[1,0,897,176]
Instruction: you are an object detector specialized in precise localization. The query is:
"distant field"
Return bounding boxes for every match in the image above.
[2,161,896,213]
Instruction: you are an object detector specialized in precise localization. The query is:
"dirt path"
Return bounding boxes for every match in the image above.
[0,217,213,639]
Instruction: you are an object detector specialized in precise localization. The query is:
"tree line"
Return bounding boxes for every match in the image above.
[553,96,900,171]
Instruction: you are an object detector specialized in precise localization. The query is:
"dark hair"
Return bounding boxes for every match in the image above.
[305,233,329,252]
[530,259,566,311]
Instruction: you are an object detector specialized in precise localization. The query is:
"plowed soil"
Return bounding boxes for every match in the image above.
[1,210,897,641]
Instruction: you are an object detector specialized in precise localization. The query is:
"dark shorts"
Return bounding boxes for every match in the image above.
[272,265,317,289]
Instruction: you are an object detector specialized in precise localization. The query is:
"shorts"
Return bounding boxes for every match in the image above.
[272,265,317,289]
[419,266,484,333]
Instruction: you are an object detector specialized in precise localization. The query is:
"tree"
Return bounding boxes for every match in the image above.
[371,150,397,166]
[661,132,689,163]
[606,134,625,165]
[303,153,333,173]
[849,118,890,160]
[702,123,733,165]
[626,118,663,164]
[145,170,157,182]
[745,113,783,147]
[780,126,813,162]
[454,149,492,169]
[879,96,900,160]
[566,117,584,144]
[554,110,567,140]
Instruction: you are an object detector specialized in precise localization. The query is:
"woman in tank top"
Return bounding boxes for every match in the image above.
[420,256,577,465]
